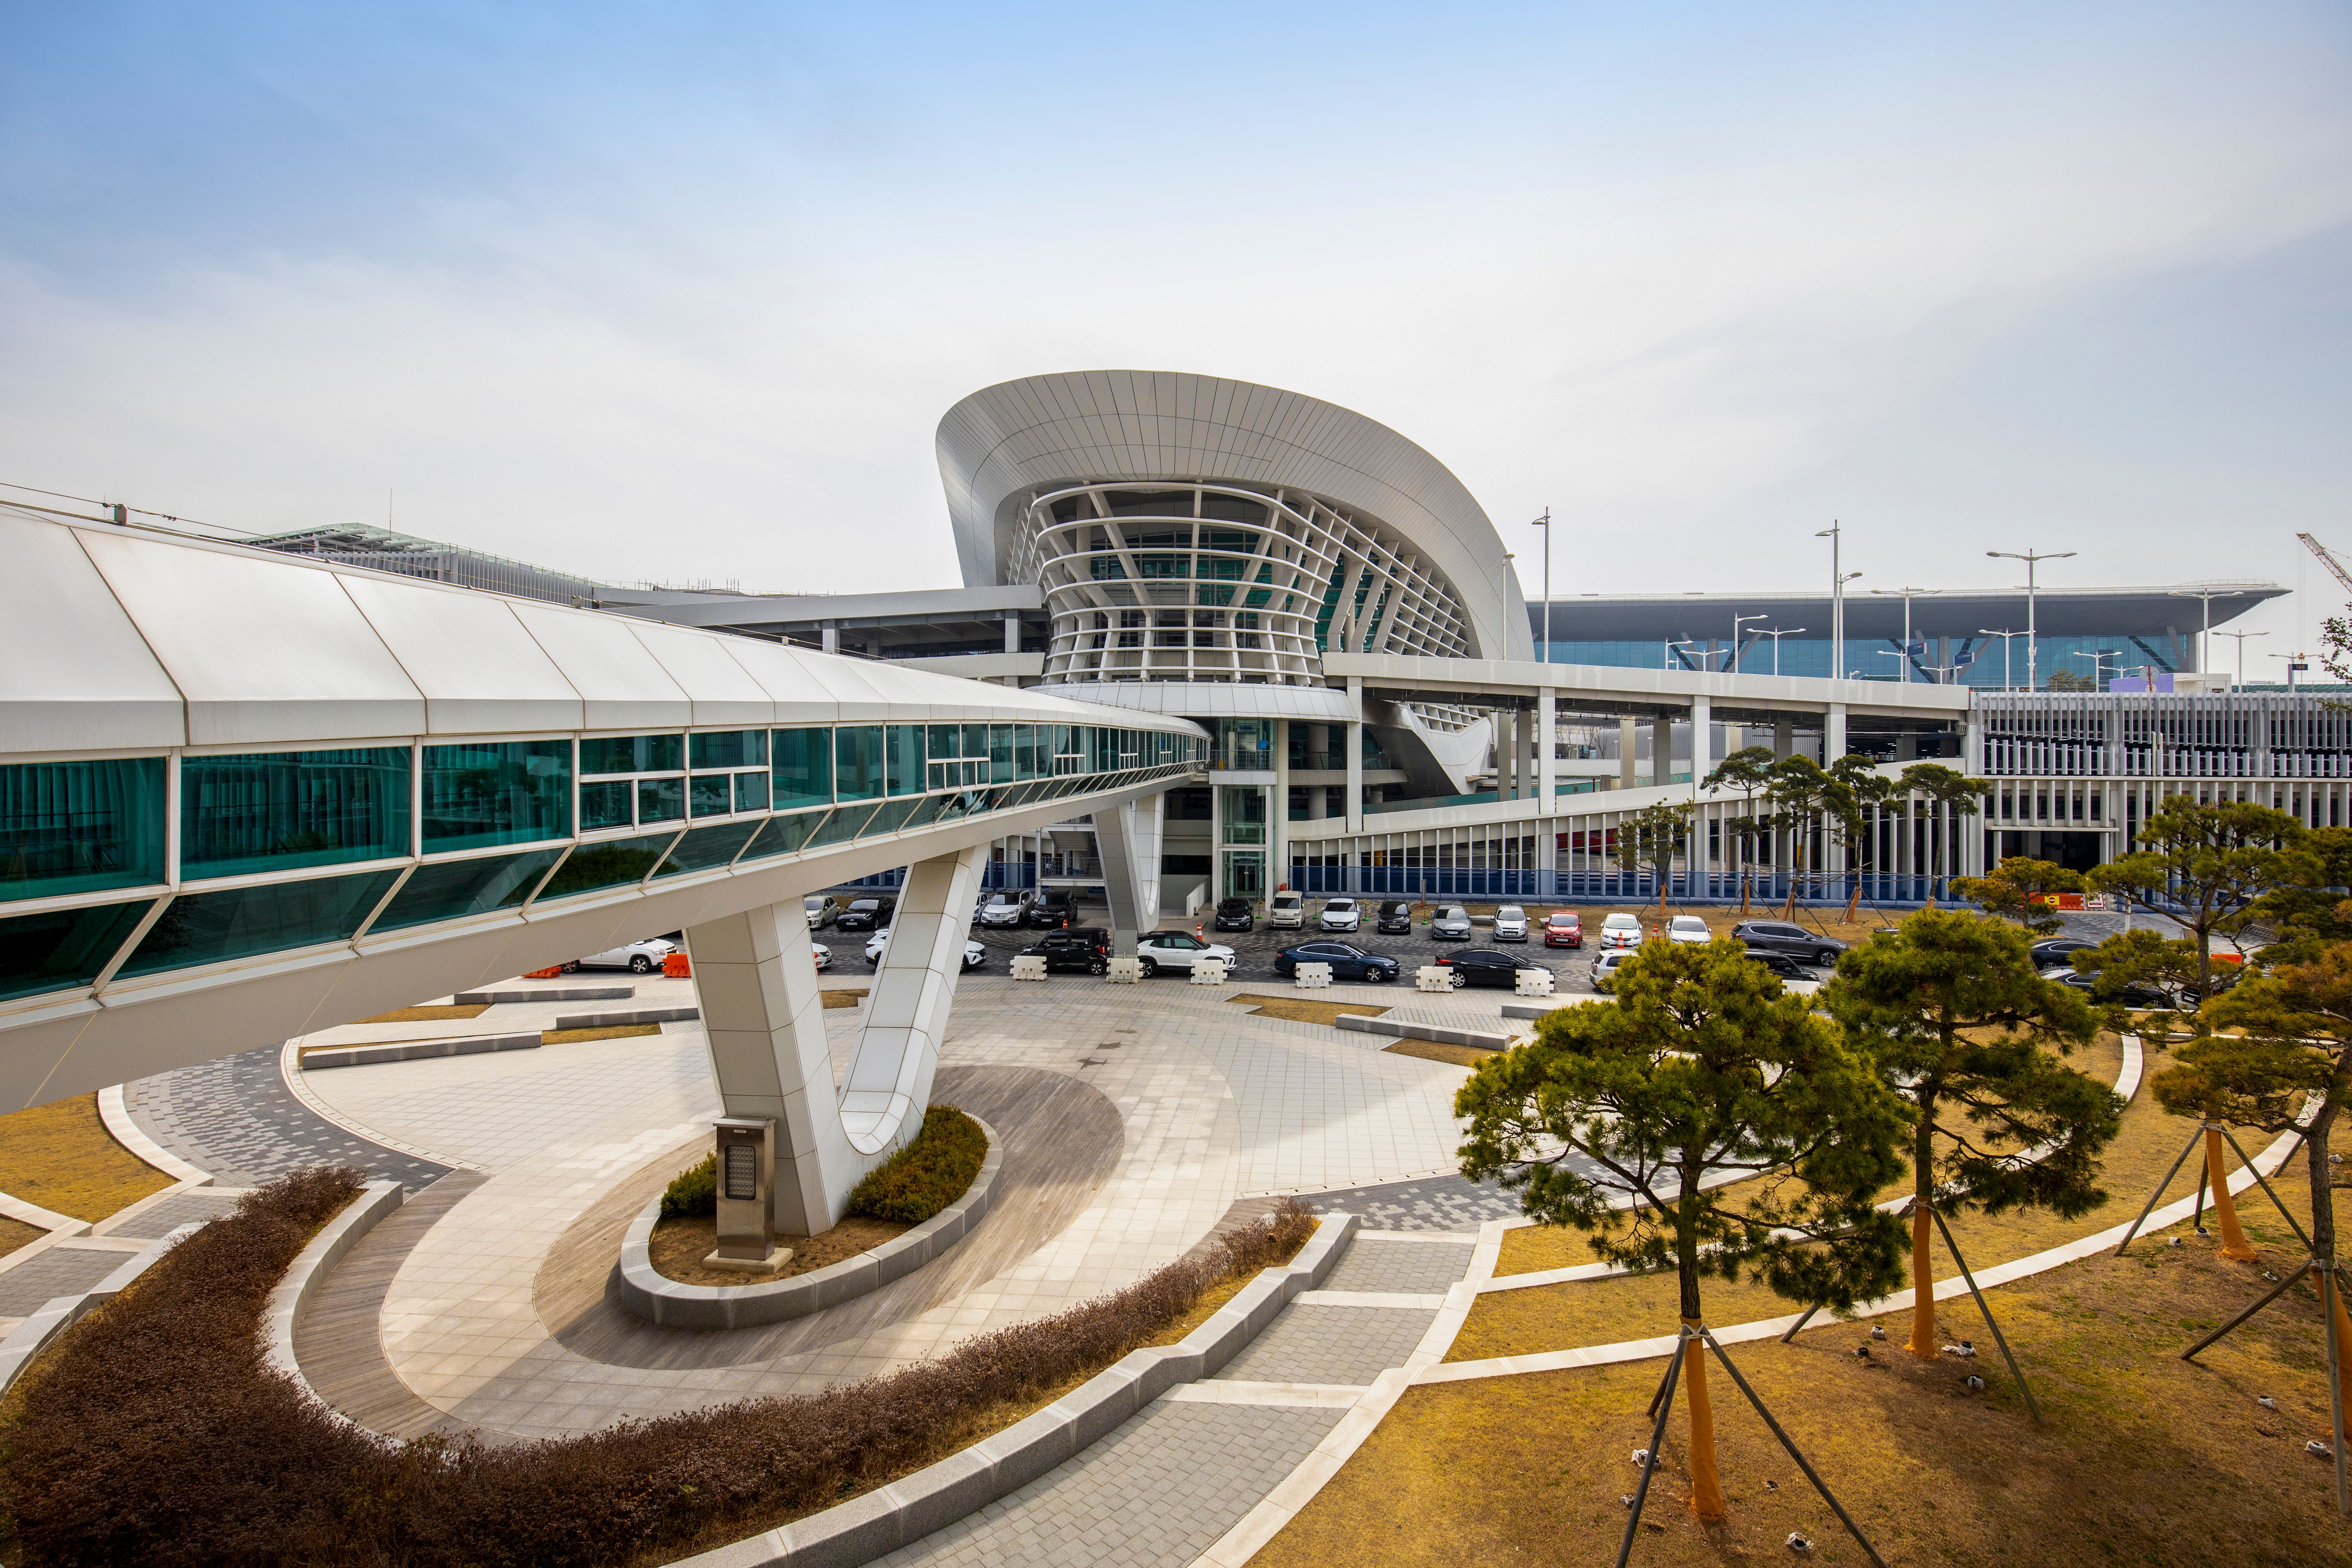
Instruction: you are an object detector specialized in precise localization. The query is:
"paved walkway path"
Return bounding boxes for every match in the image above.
[122,1042,450,1192]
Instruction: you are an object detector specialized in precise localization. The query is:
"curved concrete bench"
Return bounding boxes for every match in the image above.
[618,1117,1001,1330]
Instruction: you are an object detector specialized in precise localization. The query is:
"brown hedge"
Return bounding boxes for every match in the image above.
[846,1104,987,1224]
[0,1168,1315,1567]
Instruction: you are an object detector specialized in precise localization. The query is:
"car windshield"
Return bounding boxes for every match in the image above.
[1548,913,1577,925]
[804,898,824,910]
[1498,907,1524,918]
[1327,899,1353,909]
[1602,915,1640,929]
[1273,893,1301,907]
[1439,907,1467,921]
[1670,917,1707,933]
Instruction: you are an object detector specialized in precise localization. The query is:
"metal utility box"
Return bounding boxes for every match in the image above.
[710,1116,779,1267]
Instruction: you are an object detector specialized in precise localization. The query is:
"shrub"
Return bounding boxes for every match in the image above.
[660,1154,716,1219]
[0,1167,1316,1568]
[846,1104,987,1224]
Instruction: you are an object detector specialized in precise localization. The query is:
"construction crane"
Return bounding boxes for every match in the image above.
[2300,532,2352,594]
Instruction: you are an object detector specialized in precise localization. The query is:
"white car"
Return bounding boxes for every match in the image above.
[1134,930,1236,977]
[976,890,1035,928]
[1268,891,1308,929]
[1598,913,1644,951]
[1666,915,1712,946]
[864,928,988,971]
[1592,949,1634,992]
[804,895,841,929]
[812,944,833,972]
[1318,897,1362,933]
[1492,905,1530,942]
[567,937,676,974]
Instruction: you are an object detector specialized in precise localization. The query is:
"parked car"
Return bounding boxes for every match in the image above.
[812,944,833,972]
[1273,941,1403,983]
[2058,970,2173,1009]
[1740,949,1812,982]
[804,895,842,930]
[1492,905,1530,943]
[1017,929,1112,975]
[1591,949,1632,993]
[566,937,675,975]
[1728,920,1846,967]
[1375,899,1416,935]
[1026,890,1080,929]
[1666,915,1712,946]
[1434,949,1554,990]
[1430,904,1475,941]
[2031,937,2100,971]
[1213,897,1257,933]
[1542,910,1584,949]
[1134,930,1237,978]
[1597,912,1644,951]
[977,890,1035,928]
[1268,890,1308,929]
[866,927,986,971]
[836,897,893,932]
[1319,897,1363,933]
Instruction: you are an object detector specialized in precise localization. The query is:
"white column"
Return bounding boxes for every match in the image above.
[1690,694,1712,897]
[1620,716,1639,790]
[1501,709,1521,800]
[1825,702,1847,763]
[1003,613,1020,654]
[1272,719,1290,900]
[820,623,839,655]
[1773,718,1793,759]
[1537,688,1557,805]
[1651,715,1673,788]
[1346,676,1366,832]
[1096,791,1164,938]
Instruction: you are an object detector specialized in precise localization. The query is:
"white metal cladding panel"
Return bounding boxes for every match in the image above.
[76,527,426,747]
[339,575,586,735]
[723,638,844,726]
[507,600,692,731]
[623,619,777,727]
[0,517,186,752]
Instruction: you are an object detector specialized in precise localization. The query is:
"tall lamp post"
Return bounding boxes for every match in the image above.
[1987,548,2075,693]
[2214,629,2268,691]
[1815,521,1862,682]
[1756,625,1806,676]
[1731,612,1764,674]
[2169,585,2245,677]
[1870,586,1939,684]
[1531,509,1552,663]
[2071,649,2122,689]
[1978,628,2027,693]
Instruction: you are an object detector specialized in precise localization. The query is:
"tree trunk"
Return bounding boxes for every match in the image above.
[2310,1079,2351,1437]
[1907,1090,1939,1359]
[2203,1125,2256,1262]
[1676,1178,1726,1520]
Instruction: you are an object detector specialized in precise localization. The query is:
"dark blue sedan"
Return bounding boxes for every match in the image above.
[1272,941,1403,983]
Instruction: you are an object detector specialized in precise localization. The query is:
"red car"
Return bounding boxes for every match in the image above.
[1542,911,1583,949]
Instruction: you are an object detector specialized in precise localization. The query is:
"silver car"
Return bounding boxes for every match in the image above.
[976,890,1034,928]
[1319,897,1362,933]
[1430,905,1474,941]
[1492,905,1530,943]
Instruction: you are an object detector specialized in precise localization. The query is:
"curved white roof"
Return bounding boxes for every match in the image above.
[936,370,1531,662]
[0,512,1205,754]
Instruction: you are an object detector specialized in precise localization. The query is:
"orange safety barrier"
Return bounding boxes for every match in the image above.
[663,952,692,980]
[523,966,563,980]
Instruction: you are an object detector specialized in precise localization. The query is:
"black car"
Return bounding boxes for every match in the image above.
[1433,949,1554,989]
[2031,938,2100,970]
[1728,920,1846,967]
[2058,970,2174,1009]
[1027,891,1080,929]
[1213,897,1256,933]
[1374,899,1415,935]
[835,897,893,932]
[1272,941,1403,983]
[1018,928,1113,975]
[1740,949,1815,981]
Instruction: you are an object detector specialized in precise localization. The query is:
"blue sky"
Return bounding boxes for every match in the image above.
[3,2,2347,658]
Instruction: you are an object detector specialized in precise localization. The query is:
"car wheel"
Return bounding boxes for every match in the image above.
[1136,956,1159,978]
[559,960,581,974]
[1363,967,1390,984]
[1088,958,1108,976]
[629,955,655,974]
[1815,949,1838,966]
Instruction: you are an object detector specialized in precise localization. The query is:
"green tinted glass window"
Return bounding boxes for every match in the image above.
[689,775,732,818]
[987,725,1014,784]
[580,780,633,832]
[771,728,833,809]
[733,771,769,811]
[180,748,410,880]
[962,722,988,763]
[0,898,155,1002]
[1014,725,1040,780]
[369,848,566,933]
[654,820,763,878]
[928,723,963,759]
[806,802,880,848]
[738,808,829,861]
[422,741,571,851]
[534,831,679,902]
[688,730,767,770]
[835,727,884,801]
[0,757,167,903]
[580,734,682,775]
[886,725,925,797]
[637,777,685,823]
[118,869,403,978]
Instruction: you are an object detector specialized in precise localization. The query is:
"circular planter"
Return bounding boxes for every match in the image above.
[614,1115,1000,1330]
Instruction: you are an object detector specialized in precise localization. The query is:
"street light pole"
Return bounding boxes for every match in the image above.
[1987,548,2075,693]
[1978,628,2025,693]
[1757,626,1806,676]
[2214,629,2268,691]
[1813,522,1861,682]
[1731,612,1764,674]
[1531,510,1552,663]
[2169,586,2245,676]
[1870,587,1938,684]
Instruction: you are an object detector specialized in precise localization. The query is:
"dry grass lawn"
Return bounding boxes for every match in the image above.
[1259,1192,2349,1568]
[1385,1040,1500,1069]
[0,1093,173,1223]
[0,1214,45,1260]
[354,1003,490,1023]
[1227,993,1393,1028]
[821,988,868,1009]
[541,1023,662,1045]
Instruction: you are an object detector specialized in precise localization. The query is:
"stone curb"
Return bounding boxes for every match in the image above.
[555,1005,702,1029]
[454,985,633,1004]
[1333,1014,1514,1051]
[300,1033,544,1070]
[260,1180,405,1428]
[663,1209,1359,1568]
[617,1118,1003,1331]
[1499,1000,1570,1020]
[0,1221,209,1401]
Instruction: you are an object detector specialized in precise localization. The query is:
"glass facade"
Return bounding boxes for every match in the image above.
[772,728,834,810]
[369,847,567,933]
[689,730,767,770]
[423,741,571,851]
[654,819,764,877]
[180,748,410,880]
[582,734,683,775]
[535,830,680,902]
[0,899,155,1002]
[117,868,405,978]
[1538,632,2191,690]
[835,726,885,800]
[0,757,168,902]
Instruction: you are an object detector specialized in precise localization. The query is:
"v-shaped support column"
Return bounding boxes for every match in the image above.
[683,843,987,1234]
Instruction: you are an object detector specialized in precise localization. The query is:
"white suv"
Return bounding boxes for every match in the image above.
[1666,915,1712,945]
[1134,931,1237,977]
[976,890,1034,927]
[1268,891,1307,929]
[1318,897,1362,933]
[1598,913,1644,951]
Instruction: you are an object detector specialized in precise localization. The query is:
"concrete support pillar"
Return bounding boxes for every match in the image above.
[1825,703,1847,764]
[1651,715,1674,789]
[1272,719,1290,896]
[1500,709,1520,800]
[1620,716,1639,790]
[1896,730,1917,762]
[1773,718,1793,759]
[821,623,839,655]
[1307,780,1327,820]
[1308,723,1331,768]
[1537,688,1557,805]
[1345,677,1365,832]
[1690,696,1712,789]
[683,844,985,1234]
[1095,793,1164,952]
[1003,613,1020,654]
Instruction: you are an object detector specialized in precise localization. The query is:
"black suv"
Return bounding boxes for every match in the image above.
[1375,899,1415,935]
[1018,928,1112,975]
[1213,897,1256,932]
[1027,891,1080,929]
[1433,949,1554,989]
[2031,938,2099,970]
[835,896,893,932]
[1728,920,1845,967]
